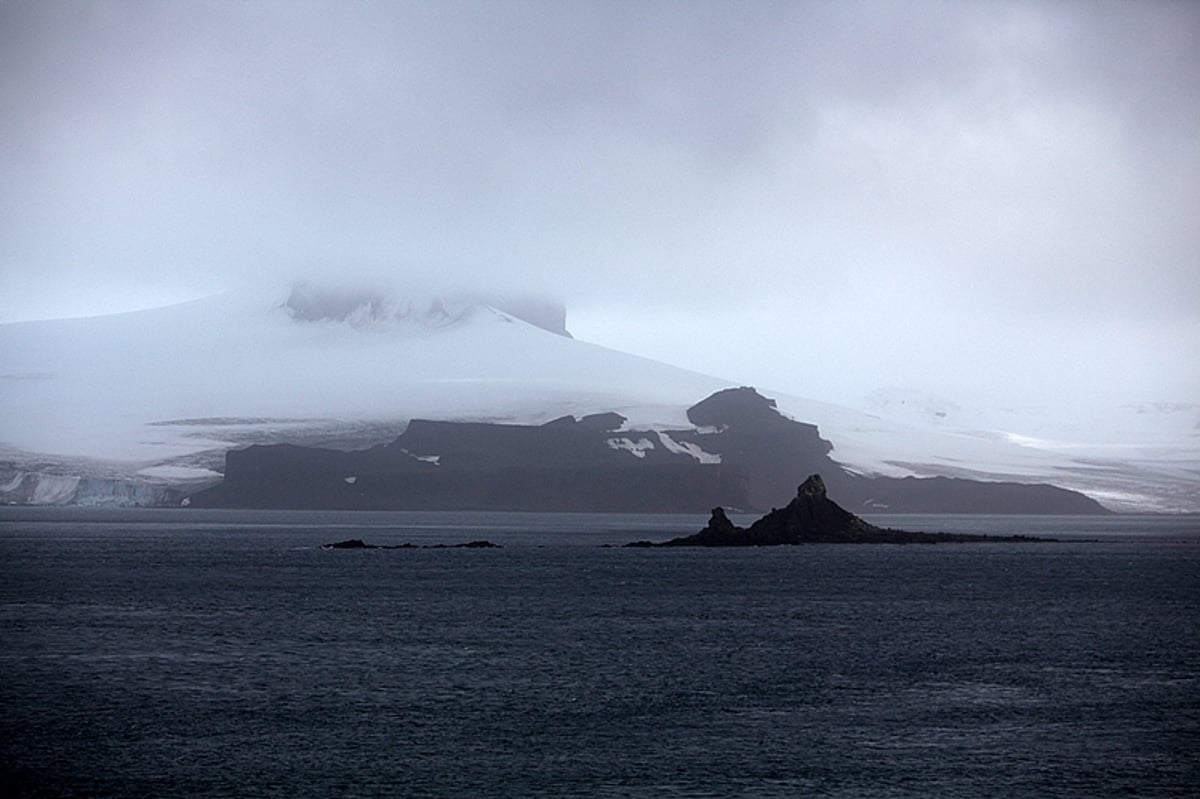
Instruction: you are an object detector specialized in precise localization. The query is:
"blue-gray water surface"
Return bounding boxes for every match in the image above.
[1,509,1198,797]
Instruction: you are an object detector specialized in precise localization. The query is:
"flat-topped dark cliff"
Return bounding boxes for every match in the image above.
[651,475,1051,546]
[193,412,750,512]
[188,387,1109,514]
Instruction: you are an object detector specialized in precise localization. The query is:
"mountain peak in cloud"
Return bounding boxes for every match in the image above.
[282,282,571,338]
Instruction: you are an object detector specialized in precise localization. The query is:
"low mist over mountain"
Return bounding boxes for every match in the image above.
[1,285,1195,511]
[282,282,571,339]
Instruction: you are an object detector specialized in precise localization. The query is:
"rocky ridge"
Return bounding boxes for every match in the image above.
[189,388,1109,514]
[645,475,1051,546]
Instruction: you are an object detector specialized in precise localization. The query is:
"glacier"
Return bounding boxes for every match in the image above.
[0,286,1195,511]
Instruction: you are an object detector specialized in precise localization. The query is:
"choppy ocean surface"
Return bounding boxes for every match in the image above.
[1,509,1198,798]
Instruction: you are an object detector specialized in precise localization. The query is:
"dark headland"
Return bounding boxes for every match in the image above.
[187,387,1109,515]
[628,474,1052,547]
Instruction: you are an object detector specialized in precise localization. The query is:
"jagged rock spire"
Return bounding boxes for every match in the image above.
[655,472,1045,545]
[665,473,886,545]
[798,474,826,498]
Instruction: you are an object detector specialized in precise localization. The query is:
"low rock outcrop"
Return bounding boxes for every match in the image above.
[655,475,1050,546]
[322,539,500,549]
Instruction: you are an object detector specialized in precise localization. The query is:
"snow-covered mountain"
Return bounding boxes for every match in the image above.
[1,287,1196,511]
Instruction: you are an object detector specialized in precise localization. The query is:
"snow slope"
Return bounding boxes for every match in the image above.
[1,288,1195,510]
[0,288,728,497]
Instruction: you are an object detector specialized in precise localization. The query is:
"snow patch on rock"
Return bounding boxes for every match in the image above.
[656,432,721,464]
[400,450,441,466]
[607,437,656,459]
[137,465,223,481]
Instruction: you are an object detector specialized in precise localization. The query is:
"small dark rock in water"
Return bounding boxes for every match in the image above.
[322,539,499,550]
[323,539,377,549]
[631,474,1052,547]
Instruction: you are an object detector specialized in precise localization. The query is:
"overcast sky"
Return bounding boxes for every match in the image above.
[2,0,1197,414]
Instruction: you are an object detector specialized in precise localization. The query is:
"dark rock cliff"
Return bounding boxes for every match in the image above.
[196,412,750,512]
[189,387,1109,514]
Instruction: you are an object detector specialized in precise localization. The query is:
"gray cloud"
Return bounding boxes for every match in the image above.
[1,0,1197,414]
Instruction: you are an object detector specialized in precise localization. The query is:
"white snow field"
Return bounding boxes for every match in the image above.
[1,288,1196,511]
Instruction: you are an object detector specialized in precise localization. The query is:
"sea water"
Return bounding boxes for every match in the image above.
[1,509,1198,798]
